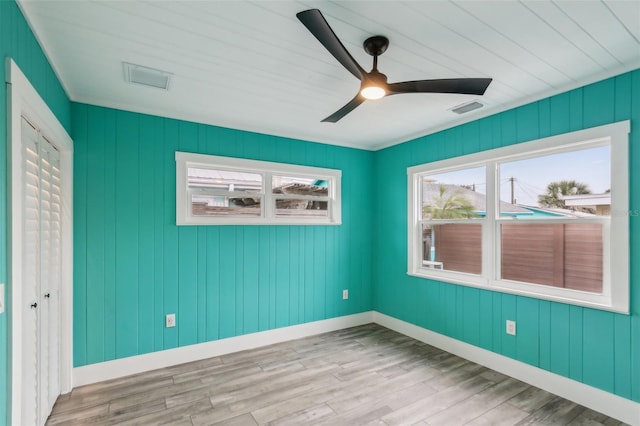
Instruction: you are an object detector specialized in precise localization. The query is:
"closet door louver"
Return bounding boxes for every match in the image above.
[46,136,62,412]
[21,117,40,426]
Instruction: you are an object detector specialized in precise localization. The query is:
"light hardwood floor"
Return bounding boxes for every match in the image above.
[47,324,627,426]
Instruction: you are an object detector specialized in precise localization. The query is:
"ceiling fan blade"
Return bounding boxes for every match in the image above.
[321,94,366,123]
[387,78,492,96]
[297,9,367,81]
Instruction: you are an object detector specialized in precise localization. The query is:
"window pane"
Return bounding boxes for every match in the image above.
[188,167,262,193]
[272,175,329,197]
[498,146,610,217]
[275,199,328,217]
[191,193,261,217]
[501,223,603,293]
[421,167,485,220]
[422,223,482,274]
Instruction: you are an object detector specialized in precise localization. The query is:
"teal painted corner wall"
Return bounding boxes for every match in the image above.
[71,103,374,367]
[372,70,640,402]
[0,2,71,425]
[4,0,639,419]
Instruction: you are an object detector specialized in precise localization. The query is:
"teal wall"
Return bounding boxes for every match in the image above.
[372,70,640,402]
[0,2,70,425]
[71,103,374,366]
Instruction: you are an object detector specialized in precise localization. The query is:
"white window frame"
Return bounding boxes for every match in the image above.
[176,152,341,225]
[408,121,630,314]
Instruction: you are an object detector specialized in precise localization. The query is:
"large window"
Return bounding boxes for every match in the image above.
[408,121,630,313]
[176,152,341,225]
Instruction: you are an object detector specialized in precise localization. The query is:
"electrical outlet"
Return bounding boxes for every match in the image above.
[506,320,516,336]
[166,313,176,328]
[342,289,349,300]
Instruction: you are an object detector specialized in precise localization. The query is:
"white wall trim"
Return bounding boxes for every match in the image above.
[73,312,373,387]
[372,311,640,425]
[6,58,74,425]
[71,310,639,425]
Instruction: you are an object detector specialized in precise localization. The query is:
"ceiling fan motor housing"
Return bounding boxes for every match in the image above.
[363,36,389,56]
[365,70,388,85]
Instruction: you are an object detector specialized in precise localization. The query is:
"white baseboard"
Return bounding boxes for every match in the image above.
[372,311,640,426]
[72,310,639,425]
[72,312,374,387]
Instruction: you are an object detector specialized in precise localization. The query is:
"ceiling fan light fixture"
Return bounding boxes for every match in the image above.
[360,70,388,100]
[360,85,386,100]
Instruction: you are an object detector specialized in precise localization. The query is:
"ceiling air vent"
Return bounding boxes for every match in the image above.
[123,62,171,90]
[451,100,484,115]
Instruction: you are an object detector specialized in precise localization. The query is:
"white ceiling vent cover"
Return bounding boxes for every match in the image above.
[451,100,484,115]
[123,62,172,90]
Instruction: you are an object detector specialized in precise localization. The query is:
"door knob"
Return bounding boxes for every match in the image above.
[30,302,38,309]
[44,293,50,299]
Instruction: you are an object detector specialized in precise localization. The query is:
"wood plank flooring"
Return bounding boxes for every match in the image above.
[47,324,628,426]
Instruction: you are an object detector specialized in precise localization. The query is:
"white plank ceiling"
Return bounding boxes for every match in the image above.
[18,0,640,150]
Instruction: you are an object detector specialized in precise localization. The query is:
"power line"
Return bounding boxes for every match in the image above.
[515,181,542,205]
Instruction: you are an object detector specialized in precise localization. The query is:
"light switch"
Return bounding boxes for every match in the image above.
[166,313,176,328]
[0,283,5,314]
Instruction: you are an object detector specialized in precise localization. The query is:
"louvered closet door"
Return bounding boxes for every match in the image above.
[39,135,62,419]
[21,117,41,426]
[20,116,62,425]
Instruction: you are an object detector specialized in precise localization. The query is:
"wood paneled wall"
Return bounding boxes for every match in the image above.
[0,3,71,425]
[71,104,374,367]
[373,71,640,403]
[4,0,638,419]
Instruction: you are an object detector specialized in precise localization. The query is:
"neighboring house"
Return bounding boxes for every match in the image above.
[189,168,328,215]
[421,182,555,217]
[562,192,611,216]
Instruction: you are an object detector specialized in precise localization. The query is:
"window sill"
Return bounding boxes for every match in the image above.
[178,217,342,226]
[407,269,629,315]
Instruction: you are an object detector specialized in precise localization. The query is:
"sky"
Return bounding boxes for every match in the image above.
[424,145,611,207]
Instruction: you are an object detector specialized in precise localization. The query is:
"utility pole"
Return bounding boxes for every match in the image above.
[509,176,516,204]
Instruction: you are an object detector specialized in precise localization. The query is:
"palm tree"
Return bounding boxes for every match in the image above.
[538,180,591,209]
[423,184,477,219]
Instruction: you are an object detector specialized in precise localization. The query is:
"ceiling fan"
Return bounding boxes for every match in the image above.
[296,9,492,123]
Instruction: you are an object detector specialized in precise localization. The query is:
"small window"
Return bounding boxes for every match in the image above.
[176,152,341,225]
[408,121,630,313]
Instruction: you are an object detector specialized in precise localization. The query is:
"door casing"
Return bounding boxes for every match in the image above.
[6,58,73,426]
